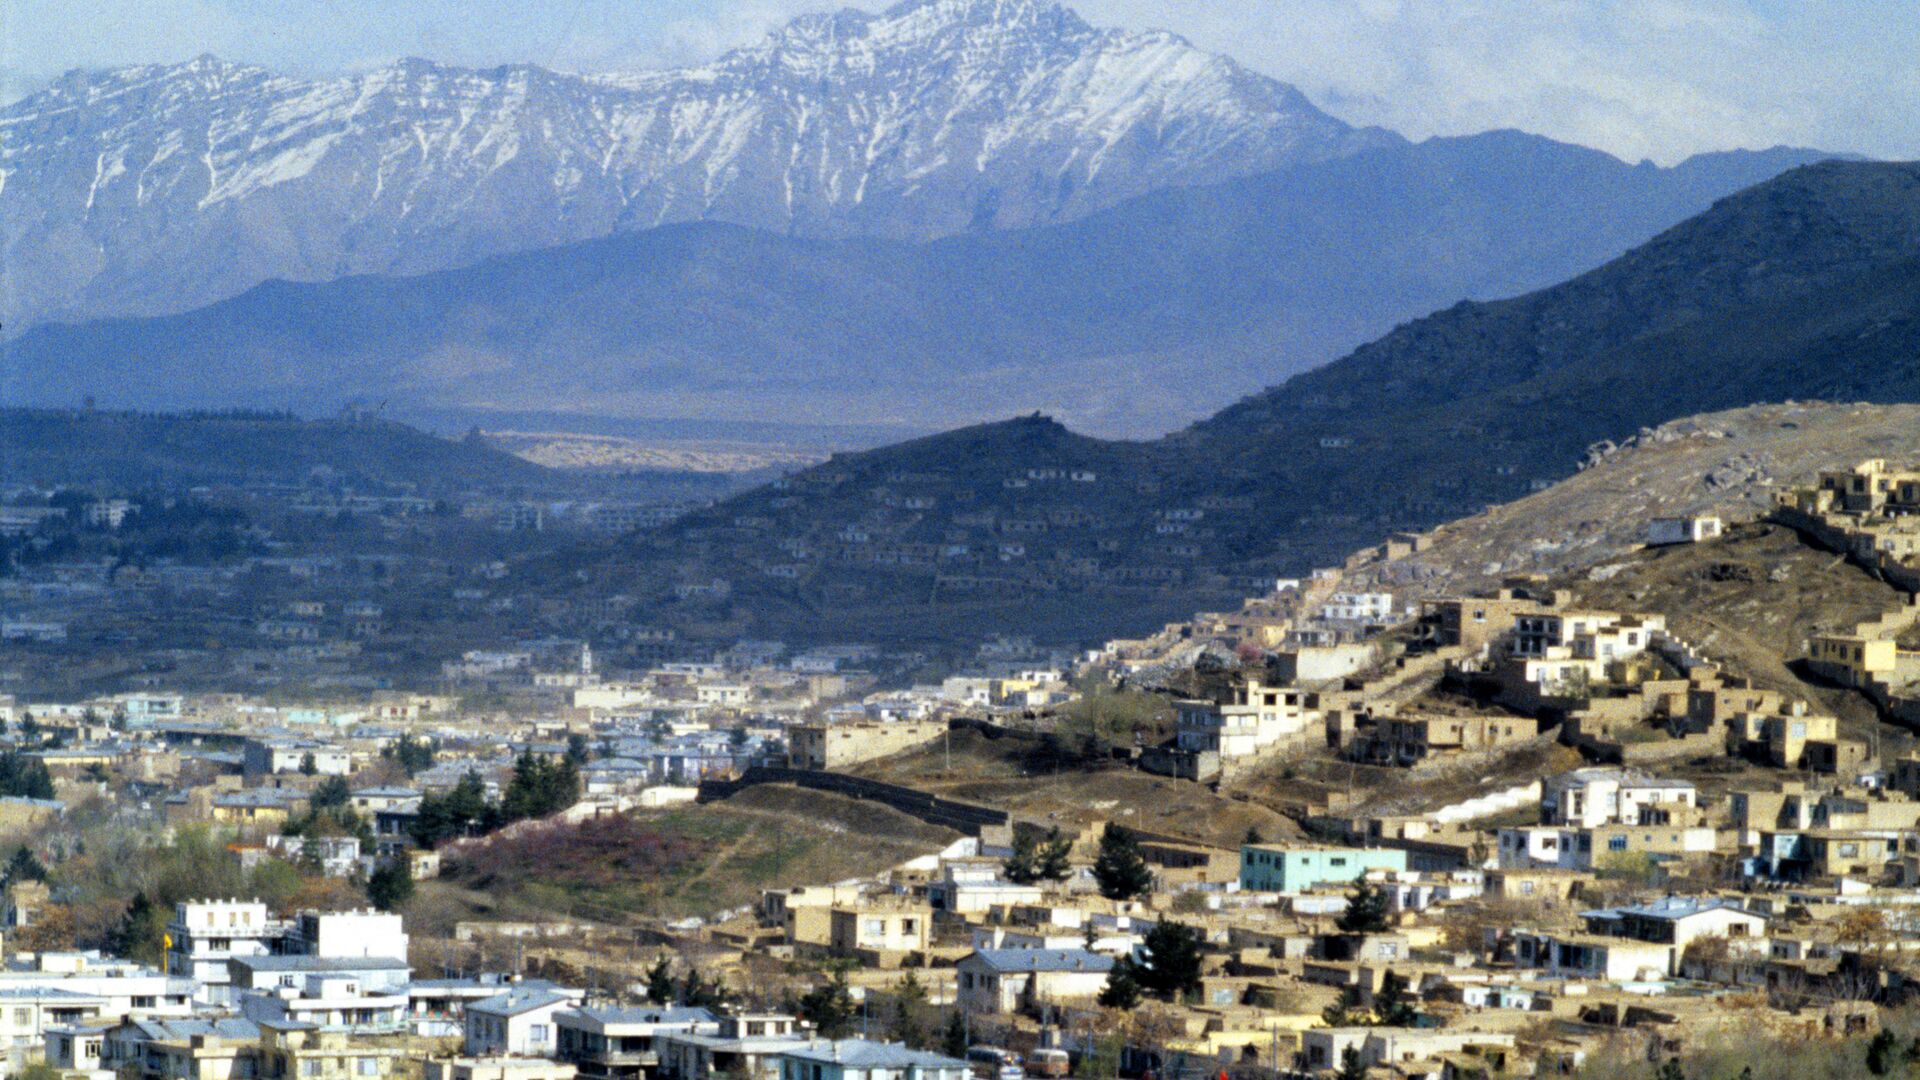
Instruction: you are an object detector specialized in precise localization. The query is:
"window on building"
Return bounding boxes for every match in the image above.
[1608,836,1628,852]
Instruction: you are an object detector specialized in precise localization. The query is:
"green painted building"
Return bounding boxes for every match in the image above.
[1238,843,1408,893]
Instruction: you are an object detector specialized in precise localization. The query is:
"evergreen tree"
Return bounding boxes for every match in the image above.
[298,751,317,776]
[552,756,582,810]
[1868,1029,1899,1076]
[1336,877,1392,935]
[566,732,592,767]
[1036,828,1073,882]
[367,859,414,911]
[892,970,931,1048]
[1097,957,1143,1009]
[682,970,733,1010]
[4,845,47,883]
[1004,828,1042,885]
[1337,1047,1368,1080]
[1244,826,1263,846]
[500,751,581,824]
[941,1011,968,1059]
[310,776,351,810]
[1092,825,1153,901]
[1373,970,1416,1026]
[797,968,858,1039]
[0,752,56,800]
[1654,1059,1686,1080]
[645,956,677,1005]
[383,734,435,777]
[1322,985,1363,1027]
[1133,921,1204,1000]
[447,770,490,823]
[108,891,168,965]
[411,770,492,848]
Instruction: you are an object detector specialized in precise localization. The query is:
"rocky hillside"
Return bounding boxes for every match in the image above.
[1,133,1830,435]
[572,160,1920,650]
[0,0,1393,329]
[1345,401,1920,595]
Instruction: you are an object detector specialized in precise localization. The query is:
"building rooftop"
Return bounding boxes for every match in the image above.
[469,989,572,1017]
[232,955,409,973]
[778,1039,967,1069]
[560,1005,716,1027]
[1581,897,1762,923]
[964,949,1114,974]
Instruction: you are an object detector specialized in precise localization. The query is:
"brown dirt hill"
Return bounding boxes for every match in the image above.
[432,784,959,923]
[851,725,1302,849]
[1327,399,1920,747]
[1349,401,1920,596]
[1567,521,1907,746]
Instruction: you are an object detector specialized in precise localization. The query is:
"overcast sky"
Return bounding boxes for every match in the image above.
[3,0,1913,165]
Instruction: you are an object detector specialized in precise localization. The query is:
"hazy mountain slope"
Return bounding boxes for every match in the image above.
[0,135,1833,436]
[567,160,1920,648]
[0,0,1394,329]
[0,409,552,490]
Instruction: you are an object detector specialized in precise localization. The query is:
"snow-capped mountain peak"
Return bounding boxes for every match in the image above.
[0,0,1397,329]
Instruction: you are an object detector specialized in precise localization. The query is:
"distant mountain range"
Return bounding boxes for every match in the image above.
[576,160,1920,648]
[0,0,1395,330]
[0,131,1835,436]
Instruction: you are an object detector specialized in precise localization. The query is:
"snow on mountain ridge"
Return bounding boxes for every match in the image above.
[0,0,1395,329]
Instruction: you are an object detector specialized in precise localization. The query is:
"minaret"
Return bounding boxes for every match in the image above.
[580,641,594,679]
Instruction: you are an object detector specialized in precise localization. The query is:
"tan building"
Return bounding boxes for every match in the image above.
[1482,868,1589,903]
[1807,633,1900,689]
[1356,713,1539,766]
[1426,591,1551,651]
[786,720,946,770]
[826,903,931,967]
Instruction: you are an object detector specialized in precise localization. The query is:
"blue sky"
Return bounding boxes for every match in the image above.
[3,0,1914,165]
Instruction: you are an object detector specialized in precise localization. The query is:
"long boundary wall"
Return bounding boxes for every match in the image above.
[696,766,1010,835]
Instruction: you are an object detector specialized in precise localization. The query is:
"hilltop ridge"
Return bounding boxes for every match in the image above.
[574,159,1920,650]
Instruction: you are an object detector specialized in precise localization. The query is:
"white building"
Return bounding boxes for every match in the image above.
[954,950,1113,1015]
[465,989,573,1057]
[1319,593,1396,623]
[1174,679,1320,760]
[1540,770,1698,828]
[287,909,410,960]
[239,972,410,1033]
[164,900,281,1005]
[1646,516,1724,547]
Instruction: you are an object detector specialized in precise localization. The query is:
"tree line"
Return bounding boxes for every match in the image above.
[409,752,580,849]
